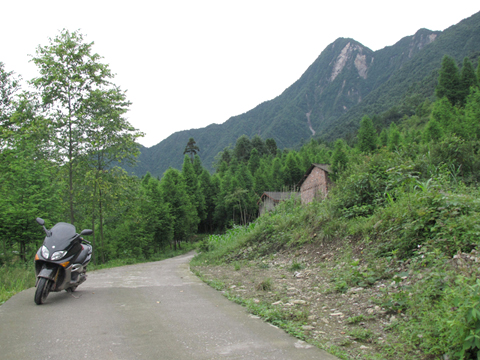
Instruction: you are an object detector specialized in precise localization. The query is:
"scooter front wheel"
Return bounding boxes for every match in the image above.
[34,278,52,305]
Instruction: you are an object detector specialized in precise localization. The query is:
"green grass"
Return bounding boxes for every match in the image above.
[0,264,36,305]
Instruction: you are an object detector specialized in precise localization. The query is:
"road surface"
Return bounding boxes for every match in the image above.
[0,252,338,359]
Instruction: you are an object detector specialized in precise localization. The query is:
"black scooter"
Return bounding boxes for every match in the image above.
[34,218,93,305]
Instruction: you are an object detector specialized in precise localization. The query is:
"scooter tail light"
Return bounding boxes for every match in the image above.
[60,261,70,268]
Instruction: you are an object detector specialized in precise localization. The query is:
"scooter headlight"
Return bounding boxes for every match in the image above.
[41,245,50,259]
[51,250,67,261]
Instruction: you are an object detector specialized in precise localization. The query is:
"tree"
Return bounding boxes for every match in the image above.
[251,135,267,156]
[140,175,173,253]
[234,135,252,163]
[265,138,277,156]
[198,169,217,232]
[283,152,302,188]
[183,137,200,162]
[331,139,348,178]
[459,57,478,106]
[159,168,199,248]
[423,117,443,143]
[0,62,21,128]
[436,55,461,106]
[357,116,378,153]
[83,87,142,261]
[387,122,402,151]
[464,88,480,140]
[430,97,460,135]
[247,148,261,175]
[30,29,119,224]
[182,154,206,227]
[0,97,61,262]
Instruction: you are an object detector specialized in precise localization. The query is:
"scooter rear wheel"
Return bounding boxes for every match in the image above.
[34,278,52,305]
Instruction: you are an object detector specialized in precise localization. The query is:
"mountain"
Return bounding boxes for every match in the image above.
[126,11,480,178]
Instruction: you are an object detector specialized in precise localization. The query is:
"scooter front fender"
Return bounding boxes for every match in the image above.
[37,267,56,280]
[35,267,58,288]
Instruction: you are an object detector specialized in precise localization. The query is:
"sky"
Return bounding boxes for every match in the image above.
[1,1,479,148]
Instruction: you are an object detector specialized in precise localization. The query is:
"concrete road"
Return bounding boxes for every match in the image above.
[0,252,337,359]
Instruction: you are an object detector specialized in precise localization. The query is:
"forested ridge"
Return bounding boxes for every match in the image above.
[128,11,480,178]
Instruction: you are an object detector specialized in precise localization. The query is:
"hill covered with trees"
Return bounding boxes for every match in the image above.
[127,10,480,178]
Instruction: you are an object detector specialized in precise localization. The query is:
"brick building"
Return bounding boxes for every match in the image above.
[297,164,332,204]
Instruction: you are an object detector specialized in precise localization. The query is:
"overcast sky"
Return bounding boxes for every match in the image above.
[2,1,479,147]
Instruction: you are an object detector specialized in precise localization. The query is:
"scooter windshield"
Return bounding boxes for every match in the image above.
[45,222,78,248]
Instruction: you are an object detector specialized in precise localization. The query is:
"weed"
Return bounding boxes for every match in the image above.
[348,328,374,342]
[346,315,366,324]
[334,280,348,293]
[256,278,273,291]
[289,261,304,271]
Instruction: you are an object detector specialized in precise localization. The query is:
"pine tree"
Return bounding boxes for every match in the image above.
[436,55,461,106]
[183,137,200,162]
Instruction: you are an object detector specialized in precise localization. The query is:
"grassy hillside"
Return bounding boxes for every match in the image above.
[191,77,480,359]
[192,146,480,358]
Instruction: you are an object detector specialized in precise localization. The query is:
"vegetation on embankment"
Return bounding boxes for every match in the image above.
[192,145,480,359]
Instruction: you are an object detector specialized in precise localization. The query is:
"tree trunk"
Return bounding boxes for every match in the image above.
[99,187,105,264]
[91,181,97,264]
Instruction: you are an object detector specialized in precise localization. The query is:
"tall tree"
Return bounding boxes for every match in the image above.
[265,138,277,157]
[234,135,252,163]
[83,86,142,261]
[182,154,206,227]
[183,137,200,162]
[459,57,478,106]
[283,152,302,189]
[387,122,402,151]
[159,168,199,248]
[30,29,117,224]
[436,55,461,106]
[251,134,267,156]
[464,88,480,140]
[0,62,21,129]
[357,115,378,153]
[331,139,348,178]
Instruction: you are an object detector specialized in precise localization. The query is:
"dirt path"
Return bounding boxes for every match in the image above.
[0,252,337,359]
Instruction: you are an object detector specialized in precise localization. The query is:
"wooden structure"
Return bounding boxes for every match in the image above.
[258,192,299,215]
[297,164,332,204]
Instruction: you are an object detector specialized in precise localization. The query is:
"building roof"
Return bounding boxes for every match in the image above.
[297,163,331,188]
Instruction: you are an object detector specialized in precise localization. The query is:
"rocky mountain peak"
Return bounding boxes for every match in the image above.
[330,42,369,81]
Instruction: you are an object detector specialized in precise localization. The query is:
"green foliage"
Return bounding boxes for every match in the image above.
[436,55,462,106]
[357,116,378,153]
[0,264,35,305]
